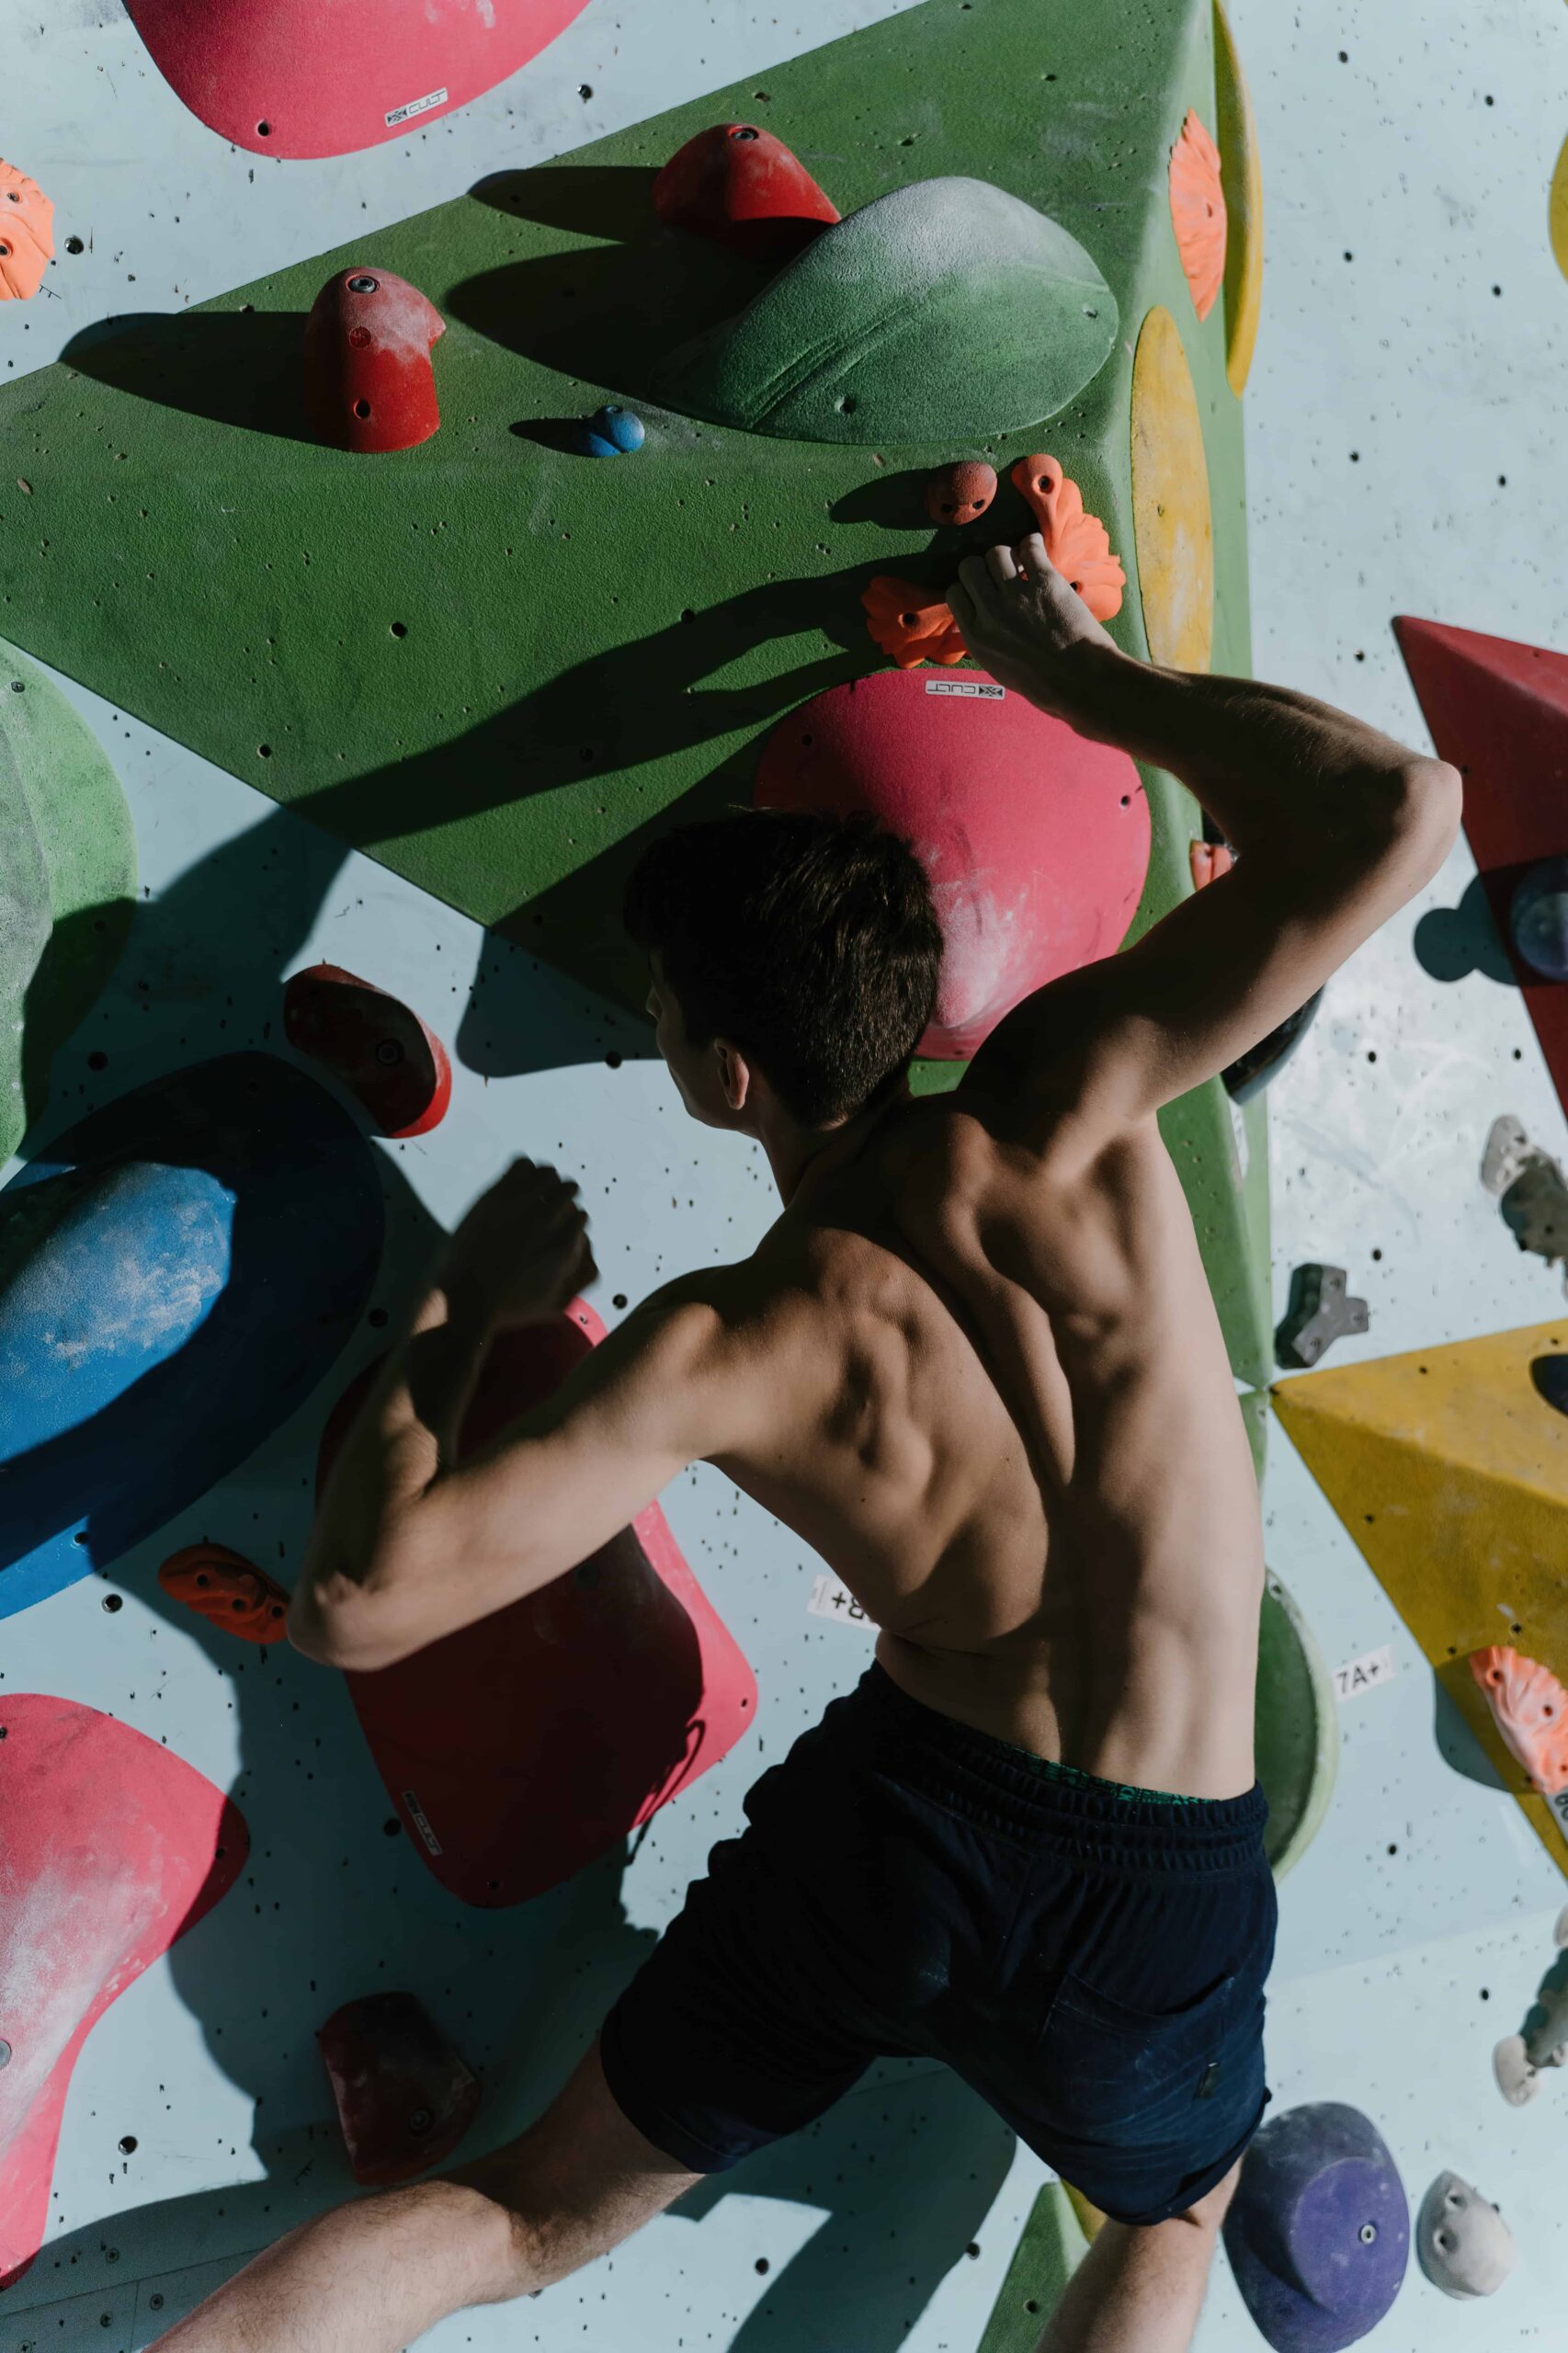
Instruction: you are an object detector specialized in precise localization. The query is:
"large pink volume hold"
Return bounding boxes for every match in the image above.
[0,1697,247,2290]
[756,669,1151,1061]
[122,0,594,159]
[316,1302,757,1907]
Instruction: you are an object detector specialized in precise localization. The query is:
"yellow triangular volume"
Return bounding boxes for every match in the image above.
[1273,1322,1568,1879]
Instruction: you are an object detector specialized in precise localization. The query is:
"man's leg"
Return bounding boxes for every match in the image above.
[1033,2165,1239,2353]
[149,2039,702,2353]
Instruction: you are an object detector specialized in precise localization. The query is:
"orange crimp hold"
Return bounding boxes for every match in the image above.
[863,458,1124,669]
[1470,1645,1568,1797]
[1188,838,1236,891]
[1169,108,1227,324]
[158,1543,291,1644]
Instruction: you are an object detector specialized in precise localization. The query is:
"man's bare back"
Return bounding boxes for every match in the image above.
[708,1086,1263,1799]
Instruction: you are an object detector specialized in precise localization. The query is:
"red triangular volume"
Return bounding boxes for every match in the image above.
[1394,616,1568,1115]
[653,122,840,261]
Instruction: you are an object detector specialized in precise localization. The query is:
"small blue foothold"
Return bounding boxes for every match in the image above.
[575,403,646,457]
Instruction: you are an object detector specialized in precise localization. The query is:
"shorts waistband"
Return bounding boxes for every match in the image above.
[845,1664,1270,1872]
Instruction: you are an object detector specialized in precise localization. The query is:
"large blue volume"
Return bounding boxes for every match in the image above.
[0,1052,384,1620]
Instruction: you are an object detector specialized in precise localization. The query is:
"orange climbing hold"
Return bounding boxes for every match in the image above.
[1189,838,1236,891]
[861,575,966,670]
[924,460,998,526]
[0,162,54,301]
[158,1543,291,1644]
[1168,108,1227,324]
[1009,455,1126,620]
[1471,1646,1568,1796]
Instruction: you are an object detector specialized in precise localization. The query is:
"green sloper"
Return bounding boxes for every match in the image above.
[653,176,1118,445]
[0,639,136,1165]
[0,0,1265,1374]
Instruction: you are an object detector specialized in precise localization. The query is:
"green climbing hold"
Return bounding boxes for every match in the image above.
[0,639,136,1165]
[654,176,1118,445]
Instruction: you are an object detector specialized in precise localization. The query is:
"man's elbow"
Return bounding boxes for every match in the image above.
[1386,758,1463,881]
[287,1568,416,1674]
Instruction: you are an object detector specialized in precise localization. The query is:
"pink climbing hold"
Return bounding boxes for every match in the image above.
[158,1542,291,1644]
[924,460,998,527]
[318,1991,482,2186]
[303,269,444,455]
[315,1300,757,1907]
[119,0,592,160]
[1471,1646,1568,1797]
[756,667,1152,1061]
[653,122,840,261]
[283,962,452,1136]
[0,163,53,301]
[0,1695,247,2290]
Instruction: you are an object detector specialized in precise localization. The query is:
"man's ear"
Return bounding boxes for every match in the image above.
[714,1040,752,1114]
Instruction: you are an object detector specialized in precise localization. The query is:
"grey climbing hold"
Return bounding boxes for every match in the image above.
[1274,1264,1369,1370]
[1415,2172,1517,2300]
[1482,1114,1568,1287]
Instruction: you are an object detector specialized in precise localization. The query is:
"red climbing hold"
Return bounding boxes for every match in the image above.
[0,1695,246,2290]
[756,668,1151,1061]
[317,1992,481,2186]
[1395,617,1568,1129]
[283,962,452,1136]
[653,122,840,261]
[303,268,444,455]
[158,1542,291,1644]
[316,1301,757,1907]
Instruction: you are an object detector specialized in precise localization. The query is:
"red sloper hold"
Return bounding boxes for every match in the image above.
[318,1991,482,2186]
[756,668,1151,1061]
[653,122,840,262]
[1394,617,1568,1119]
[283,963,452,1136]
[315,1301,757,1908]
[158,1541,291,1644]
[0,1696,247,2290]
[303,269,444,455]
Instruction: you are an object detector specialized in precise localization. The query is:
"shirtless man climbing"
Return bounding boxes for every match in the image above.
[153,535,1460,2353]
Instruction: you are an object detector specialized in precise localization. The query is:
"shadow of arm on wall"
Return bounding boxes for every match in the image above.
[1414,873,1517,985]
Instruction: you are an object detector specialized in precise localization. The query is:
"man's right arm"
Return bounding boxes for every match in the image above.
[948,536,1462,1151]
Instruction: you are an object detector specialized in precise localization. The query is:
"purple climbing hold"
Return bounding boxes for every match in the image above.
[1223,2102,1409,2351]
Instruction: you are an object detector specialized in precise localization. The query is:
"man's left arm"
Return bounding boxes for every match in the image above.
[290,1163,743,1672]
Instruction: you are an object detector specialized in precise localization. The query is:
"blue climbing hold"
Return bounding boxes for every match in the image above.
[1510,856,1568,983]
[574,404,646,458]
[0,1052,383,1621]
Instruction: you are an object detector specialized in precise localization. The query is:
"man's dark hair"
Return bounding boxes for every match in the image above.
[623,808,943,1127]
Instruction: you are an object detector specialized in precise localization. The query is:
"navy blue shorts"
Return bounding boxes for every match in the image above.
[599,1662,1278,2226]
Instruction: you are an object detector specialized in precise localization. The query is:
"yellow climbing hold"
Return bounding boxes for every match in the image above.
[1273,1321,1568,1882]
[1551,130,1568,282]
[1213,0,1264,393]
[1129,306,1214,673]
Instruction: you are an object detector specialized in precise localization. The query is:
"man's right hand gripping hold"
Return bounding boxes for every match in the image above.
[148,533,1460,2353]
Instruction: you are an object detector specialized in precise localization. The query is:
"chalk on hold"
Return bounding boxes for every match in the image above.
[0,163,54,301]
[923,460,997,526]
[1510,857,1568,981]
[653,121,839,261]
[1009,455,1125,620]
[317,1992,481,2187]
[0,1695,246,2290]
[1415,2173,1516,2300]
[574,403,646,458]
[1168,108,1227,323]
[1469,1646,1568,1797]
[303,268,444,455]
[1274,1264,1368,1370]
[1481,1113,1568,1286]
[1222,2103,1409,2353]
[158,1542,290,1644]
[283,963,451,1137]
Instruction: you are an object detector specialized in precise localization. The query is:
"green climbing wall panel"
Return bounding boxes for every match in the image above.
[0,0,1266,1377]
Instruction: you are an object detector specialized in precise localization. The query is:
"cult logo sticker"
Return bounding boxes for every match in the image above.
[386,86,449,129]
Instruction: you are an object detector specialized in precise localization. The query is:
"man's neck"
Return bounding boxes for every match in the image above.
[759,1083,911,1205]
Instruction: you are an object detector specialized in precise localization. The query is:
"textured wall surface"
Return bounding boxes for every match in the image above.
[2,1,1567,2347]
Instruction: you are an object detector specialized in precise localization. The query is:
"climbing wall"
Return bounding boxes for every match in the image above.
[3,0,1568,2347]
